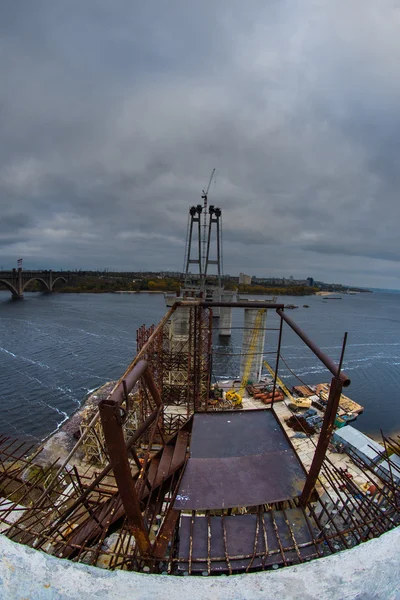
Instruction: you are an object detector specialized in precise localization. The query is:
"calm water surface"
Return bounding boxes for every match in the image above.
[0,290,399,441]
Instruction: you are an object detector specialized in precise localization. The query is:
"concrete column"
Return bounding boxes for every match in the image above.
[170,304,191,339]
[240,301,267,383]
[17,268,23,296]
[10,268,23,299]
[219,290,236,337]
[210,286,220,318]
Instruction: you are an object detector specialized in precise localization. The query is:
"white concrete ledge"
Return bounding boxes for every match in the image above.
[1,528,399,600]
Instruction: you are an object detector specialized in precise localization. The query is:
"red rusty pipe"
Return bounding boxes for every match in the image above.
[109,360,149,406]
[99,399,151,556]
[276,309,350,386]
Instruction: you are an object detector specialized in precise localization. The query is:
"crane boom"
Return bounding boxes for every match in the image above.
[203,168,215,197]
[263,360,294,401]
[201,168,216,273]
[263,360,312,408]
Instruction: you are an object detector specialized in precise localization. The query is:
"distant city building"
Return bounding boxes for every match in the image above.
[307,277,314,287]
[252,276,310,287]
[239,273,252,285]
[159,271,182,279]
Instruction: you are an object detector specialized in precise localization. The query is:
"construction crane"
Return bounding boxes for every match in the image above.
[226,309,266,406]
[263,360,294,401]
[263,359,311,409]
[201,168,216,273]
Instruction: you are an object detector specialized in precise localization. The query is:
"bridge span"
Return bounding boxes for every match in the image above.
[0,268,71,299]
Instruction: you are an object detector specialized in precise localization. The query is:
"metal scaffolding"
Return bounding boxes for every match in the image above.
[136,305,212,436]
[0,301,399,576]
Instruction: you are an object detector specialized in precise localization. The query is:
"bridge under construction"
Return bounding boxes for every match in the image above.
[0,300,399,577]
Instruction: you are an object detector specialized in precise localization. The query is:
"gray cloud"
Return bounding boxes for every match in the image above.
[0,1,399,287]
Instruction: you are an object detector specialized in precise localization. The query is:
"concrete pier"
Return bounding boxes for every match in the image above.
[219,290,236,336]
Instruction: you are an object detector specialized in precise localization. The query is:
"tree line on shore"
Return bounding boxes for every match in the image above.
[10,275,317,296]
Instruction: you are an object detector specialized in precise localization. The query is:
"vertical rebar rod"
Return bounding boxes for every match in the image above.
[300,376,343,505]
[271,314,284,408]
[300,334,348,505]
[276,310,350,386]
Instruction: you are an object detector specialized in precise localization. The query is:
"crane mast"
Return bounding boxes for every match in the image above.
[201,168,215,274]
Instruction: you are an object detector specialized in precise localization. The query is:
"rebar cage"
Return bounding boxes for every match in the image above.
[0,302,399,575]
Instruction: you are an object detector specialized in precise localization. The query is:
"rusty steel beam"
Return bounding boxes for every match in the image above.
[38,360,161,502]
[109,360,149,406]
[142,369,163,407]
[152,508,180,559]
[46,407,160,538]
[300,376,343,505]
[99,399,151,556]
[276,309,350,386]
[200,301,349,384]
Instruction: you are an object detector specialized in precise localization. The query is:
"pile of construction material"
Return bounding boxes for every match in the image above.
[246,384,284,404]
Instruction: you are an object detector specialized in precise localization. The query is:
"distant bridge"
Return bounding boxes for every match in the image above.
[0,269,71,299]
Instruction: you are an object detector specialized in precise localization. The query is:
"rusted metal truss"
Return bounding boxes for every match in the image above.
[136,305,212,436]
[0,361,192,571]
[0,302,399,576]
[0,430,399,574]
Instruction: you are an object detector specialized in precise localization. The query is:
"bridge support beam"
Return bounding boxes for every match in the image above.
[1,268,70,299]
[8,268,24,299]
[17,268,23,298]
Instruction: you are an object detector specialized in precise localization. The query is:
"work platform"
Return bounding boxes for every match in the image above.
[175,410,306,510]
[174,410,312,574]
[177,508,319,573]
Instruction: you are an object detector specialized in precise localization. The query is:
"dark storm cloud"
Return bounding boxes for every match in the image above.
[0,1,399,287]
[0,213,35,230]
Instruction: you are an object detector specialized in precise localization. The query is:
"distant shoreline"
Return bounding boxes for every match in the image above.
[0,288,372,297]
[112,290,166,294]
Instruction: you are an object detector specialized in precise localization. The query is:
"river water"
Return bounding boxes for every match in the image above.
[0,290,399,442]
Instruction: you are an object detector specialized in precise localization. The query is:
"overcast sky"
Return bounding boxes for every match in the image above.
[1,1,399,288]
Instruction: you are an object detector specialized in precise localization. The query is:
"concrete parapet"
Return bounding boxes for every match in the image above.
[1,528,399,599]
